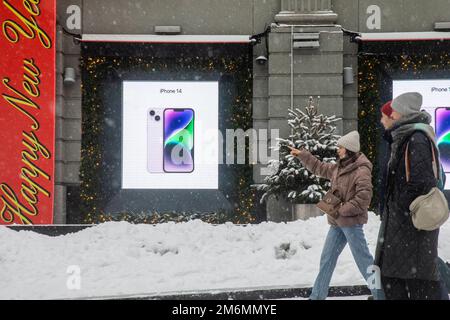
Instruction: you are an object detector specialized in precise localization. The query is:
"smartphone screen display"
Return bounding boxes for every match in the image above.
[435,107,450,173]
[163,108,194,173]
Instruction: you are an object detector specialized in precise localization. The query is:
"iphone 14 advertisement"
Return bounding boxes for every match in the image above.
[435,107,450,173]
[148,108,194,173]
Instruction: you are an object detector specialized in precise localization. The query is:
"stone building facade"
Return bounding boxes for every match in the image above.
[54,0,450,223]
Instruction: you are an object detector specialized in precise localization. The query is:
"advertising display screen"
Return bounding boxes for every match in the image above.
[393,80,450,189]
[122,81,219,190]
[77,42,253,219]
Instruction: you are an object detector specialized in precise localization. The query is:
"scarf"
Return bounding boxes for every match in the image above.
[384,111,437,198]
[339,152,360,169]
[387,111,436,172]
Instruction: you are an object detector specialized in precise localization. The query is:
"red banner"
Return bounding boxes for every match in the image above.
[0,0,56,224]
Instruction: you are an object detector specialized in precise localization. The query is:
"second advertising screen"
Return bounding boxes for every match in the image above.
[393,79,450,189]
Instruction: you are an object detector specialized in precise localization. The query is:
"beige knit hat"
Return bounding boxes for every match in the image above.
[337,131,360,153]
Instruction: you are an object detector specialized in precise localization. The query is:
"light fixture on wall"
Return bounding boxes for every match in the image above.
[251,25,271,66]
[343,67,354,85]
[63,67,76,85]
[255,55,268,65]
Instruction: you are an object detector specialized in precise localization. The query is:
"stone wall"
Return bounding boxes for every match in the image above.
[54,0,450,222]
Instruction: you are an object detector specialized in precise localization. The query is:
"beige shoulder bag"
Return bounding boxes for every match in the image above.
[405,140,449,231]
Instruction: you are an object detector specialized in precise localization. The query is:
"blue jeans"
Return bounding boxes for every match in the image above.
[310,225,385,300]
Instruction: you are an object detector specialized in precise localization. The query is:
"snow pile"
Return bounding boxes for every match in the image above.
[0,214,449,300]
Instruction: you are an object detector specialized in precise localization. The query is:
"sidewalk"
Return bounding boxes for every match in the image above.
[73,284,371,300]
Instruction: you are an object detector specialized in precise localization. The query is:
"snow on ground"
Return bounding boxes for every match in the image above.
[1,213,449,300]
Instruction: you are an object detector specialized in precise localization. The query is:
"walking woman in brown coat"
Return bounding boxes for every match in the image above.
[289,131,384,300]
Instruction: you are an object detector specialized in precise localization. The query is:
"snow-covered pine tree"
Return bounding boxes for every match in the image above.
[256,96,341,204]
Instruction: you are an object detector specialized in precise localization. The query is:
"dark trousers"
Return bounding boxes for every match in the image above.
[382,276,444,300]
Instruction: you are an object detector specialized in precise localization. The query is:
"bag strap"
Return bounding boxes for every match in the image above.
[405,137,438,183]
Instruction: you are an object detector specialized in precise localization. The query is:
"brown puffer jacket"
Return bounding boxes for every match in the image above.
[296,150,373,227]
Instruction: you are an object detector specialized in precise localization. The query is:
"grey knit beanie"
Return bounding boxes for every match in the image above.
[391,92,423,115]
[337,131,360,153]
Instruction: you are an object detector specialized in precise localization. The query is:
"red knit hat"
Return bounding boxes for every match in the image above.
[381,101,393,117]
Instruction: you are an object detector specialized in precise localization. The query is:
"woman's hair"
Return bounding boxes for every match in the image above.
[345,150,357,159]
